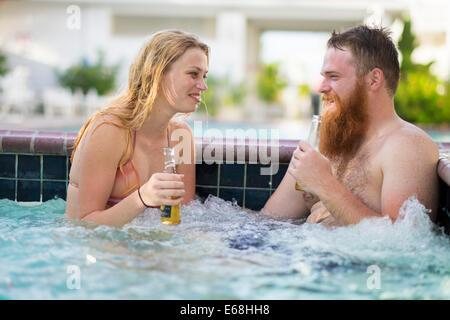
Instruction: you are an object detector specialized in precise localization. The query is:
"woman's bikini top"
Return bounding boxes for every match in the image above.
[69,131,141,208]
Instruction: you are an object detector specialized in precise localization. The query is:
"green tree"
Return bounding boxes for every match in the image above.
[398,17,434,75]
[257,62,287,104]
[0,52,8,77]
[56,50,119,96]
[395,16,450,124]
[221,77,246,106]
[200,75,221,116]
[396,72,450,123]
[199,75,247,117]
[0,51,9,92]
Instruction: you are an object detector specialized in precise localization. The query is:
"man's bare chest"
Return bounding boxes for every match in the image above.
[331,150,382,211]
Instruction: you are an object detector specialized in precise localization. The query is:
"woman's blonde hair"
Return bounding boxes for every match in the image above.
[70,30,209,173]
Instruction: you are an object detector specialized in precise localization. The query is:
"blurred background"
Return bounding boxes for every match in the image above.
[0,0,449,140]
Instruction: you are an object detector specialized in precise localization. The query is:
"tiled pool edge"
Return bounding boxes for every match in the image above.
[438,156,450,234]
[1,130,449,233]
[0,130,296,210]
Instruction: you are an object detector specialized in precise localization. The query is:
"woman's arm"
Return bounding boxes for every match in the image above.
[75,121,130,221]
[171,121,196,204]
[71,121,184,227]
[81,174,184,228]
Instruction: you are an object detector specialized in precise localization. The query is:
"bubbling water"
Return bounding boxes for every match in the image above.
[129,195,444,254]
[127,195,450,299]
[0,195,449,299]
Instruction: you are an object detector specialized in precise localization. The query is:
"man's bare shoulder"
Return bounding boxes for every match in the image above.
[381,120,439,162]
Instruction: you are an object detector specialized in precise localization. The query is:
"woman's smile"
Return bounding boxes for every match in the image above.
[188,92,201,104]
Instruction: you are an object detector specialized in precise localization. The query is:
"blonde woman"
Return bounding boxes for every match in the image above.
[65,30,209,227]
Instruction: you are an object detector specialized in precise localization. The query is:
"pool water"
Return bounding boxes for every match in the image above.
[1,196,450,299]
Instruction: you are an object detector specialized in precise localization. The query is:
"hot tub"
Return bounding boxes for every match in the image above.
[0,130,449,299]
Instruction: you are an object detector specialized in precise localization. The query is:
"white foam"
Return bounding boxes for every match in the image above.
[126,195,450,269]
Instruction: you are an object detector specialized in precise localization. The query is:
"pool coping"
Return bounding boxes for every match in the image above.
[1,129,449,162]
[0,129,300,163]
[1,129,449,175]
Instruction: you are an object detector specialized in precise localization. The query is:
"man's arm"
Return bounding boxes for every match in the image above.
[313,176,381,225]
[297,132,439,225]
[263,160,318,219]
[379,131,439,222]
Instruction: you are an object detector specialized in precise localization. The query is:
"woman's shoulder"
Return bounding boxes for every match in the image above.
[90,114,128,136]
[83,114,130,150]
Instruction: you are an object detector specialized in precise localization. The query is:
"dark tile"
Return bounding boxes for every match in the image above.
[17,180,40,202]
[245,189,271,211]
[441,178,447,208]
[195,186,217,201]
[43,181,67,201]
[18,155,40,179]
[220,164,245,187]
[196,163,218,186]
[246,164,271,188]
[0,154,16,178]
[0,179,15,200]
[219,187,243,207]
[447,183,450,215]
[437,179,447,227]
[67,157,72,180]
[271,164,289,189]
[43,156,67,180]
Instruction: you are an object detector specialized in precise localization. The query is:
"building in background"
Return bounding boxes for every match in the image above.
[0,0,449,121]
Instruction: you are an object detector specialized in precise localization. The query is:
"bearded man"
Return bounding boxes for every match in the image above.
[263,25,439,227]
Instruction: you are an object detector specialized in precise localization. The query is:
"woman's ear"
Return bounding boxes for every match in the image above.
[367,68,384,92]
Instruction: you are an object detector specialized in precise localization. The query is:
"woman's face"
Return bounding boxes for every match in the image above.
[161,47,209,113]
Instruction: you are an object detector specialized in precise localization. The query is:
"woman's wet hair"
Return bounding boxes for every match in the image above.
[71,30,209,174]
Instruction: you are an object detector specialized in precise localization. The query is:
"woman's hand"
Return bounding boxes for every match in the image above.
[139,172,185,206]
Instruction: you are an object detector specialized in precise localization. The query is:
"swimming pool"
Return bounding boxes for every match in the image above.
[1,195,450,300]
[0,129,450,300]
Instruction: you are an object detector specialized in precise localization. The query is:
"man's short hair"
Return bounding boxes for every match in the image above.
[327,25,400,96]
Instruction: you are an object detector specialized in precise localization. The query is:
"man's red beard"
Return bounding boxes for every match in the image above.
[319,79,369,161]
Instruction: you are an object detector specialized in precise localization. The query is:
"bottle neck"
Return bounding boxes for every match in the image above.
[163,147,176,173]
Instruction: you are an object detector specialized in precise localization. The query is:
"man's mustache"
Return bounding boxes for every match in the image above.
[321,93,339,106]
[322,93,335,103]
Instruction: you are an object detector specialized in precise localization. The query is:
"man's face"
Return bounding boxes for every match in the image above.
[318,47,369,160]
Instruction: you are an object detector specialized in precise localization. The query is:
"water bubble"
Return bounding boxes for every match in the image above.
[2,195,449,299]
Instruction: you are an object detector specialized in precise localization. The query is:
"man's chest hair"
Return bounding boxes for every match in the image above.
[332,149,371,197]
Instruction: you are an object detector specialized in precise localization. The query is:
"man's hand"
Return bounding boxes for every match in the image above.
[288,140,334,195]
